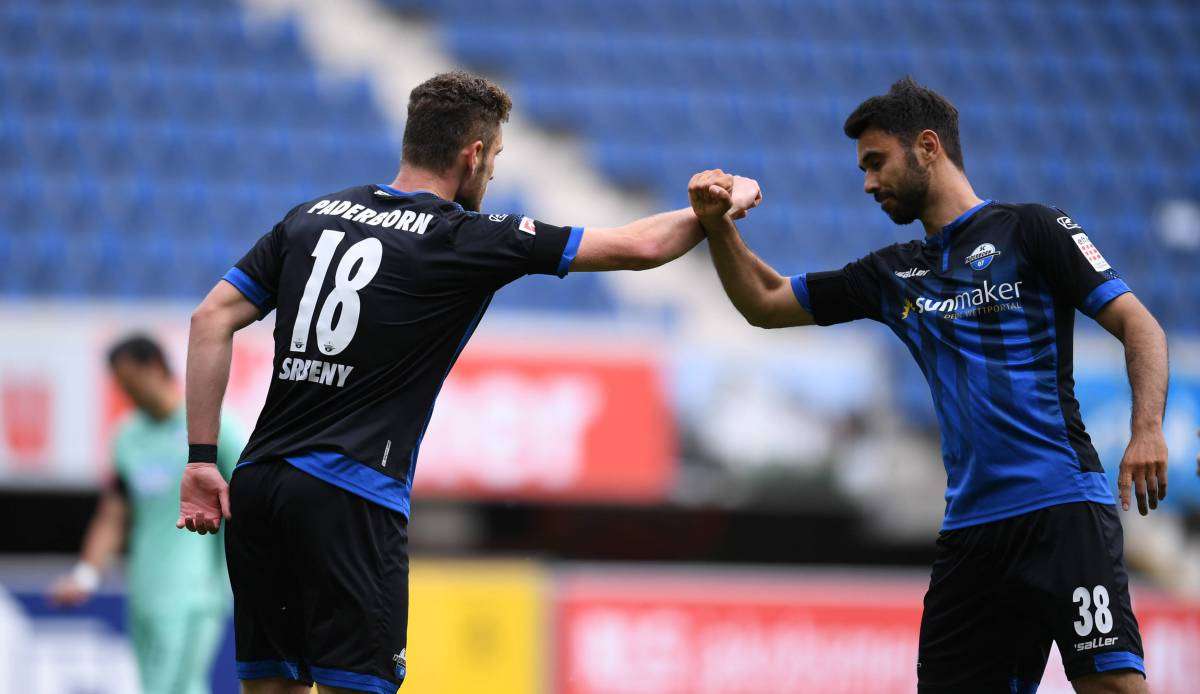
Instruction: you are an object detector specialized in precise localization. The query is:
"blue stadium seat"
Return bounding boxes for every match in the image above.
[0,0,616,313]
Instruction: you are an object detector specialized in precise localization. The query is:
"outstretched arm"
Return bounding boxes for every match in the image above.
[1095,292,1169,515]
[571,171,761,272]
[178,280,259,534]
[689,171,813,328]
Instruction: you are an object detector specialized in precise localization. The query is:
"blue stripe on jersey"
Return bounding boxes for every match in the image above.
[310,666,399,694]
[1081,278,1131,318]
[557,226,585,276]
[222,267,272,312]
[1093,651,1145,674]
[281,450,412,517]
[236,659,307,682]
[790,274,812,312]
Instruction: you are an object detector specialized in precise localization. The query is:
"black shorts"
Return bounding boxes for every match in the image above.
[225,460,409,694]
[917,501,1144,693]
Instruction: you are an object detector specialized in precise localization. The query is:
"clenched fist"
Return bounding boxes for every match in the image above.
[688,170,762,224]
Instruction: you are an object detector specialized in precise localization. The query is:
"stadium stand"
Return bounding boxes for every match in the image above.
[0,0,615,312]
[384,0,1200,331]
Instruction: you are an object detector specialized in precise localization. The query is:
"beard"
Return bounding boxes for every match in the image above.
[876,150,930,225]
[454,168,490,212]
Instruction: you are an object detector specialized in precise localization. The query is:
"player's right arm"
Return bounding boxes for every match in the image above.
[179,281,259,534]
[180,215,290,534]
[692,172,884,329]
[690,171,814,328]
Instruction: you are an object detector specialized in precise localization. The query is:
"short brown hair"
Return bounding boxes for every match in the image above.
[401,71,513,173]
[843,77,965,170]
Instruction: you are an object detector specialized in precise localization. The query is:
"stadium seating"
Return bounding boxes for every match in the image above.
[385,0,1200,331]
[0,0,614,312]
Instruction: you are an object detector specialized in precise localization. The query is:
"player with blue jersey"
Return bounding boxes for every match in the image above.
[176,71,760,694]
[692,77,1169,693]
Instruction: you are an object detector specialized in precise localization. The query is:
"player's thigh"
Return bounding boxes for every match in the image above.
[277,465,410,689]
[1071,670,1149,694]
[1027,503,1145,683]
[917,526,1049,693]
[226,463,307,668]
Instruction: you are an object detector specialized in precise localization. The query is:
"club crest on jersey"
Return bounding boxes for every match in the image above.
[965,243,1001,271]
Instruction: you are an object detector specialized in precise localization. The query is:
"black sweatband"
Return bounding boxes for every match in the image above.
[189,444,218,464]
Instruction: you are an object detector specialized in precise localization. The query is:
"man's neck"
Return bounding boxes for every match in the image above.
[144,388,182,422]
[390,165,458,203]
[920,170,984,237]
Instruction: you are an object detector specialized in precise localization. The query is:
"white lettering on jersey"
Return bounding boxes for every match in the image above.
[305,200,434,235]
[1071,233,1111,272]
[276,358,355,388]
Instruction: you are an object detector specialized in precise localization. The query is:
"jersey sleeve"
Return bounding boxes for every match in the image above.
[1018,205,1130,318]
[221,204,304,318]
[790,254,885,325]
[452,213,583,288]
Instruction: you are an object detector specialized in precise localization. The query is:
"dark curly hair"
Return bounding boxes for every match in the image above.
[401,71,513,173]
[843,77,965,171]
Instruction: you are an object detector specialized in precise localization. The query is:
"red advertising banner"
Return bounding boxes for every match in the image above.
[414,339,676,502]
[555,572,1200,694]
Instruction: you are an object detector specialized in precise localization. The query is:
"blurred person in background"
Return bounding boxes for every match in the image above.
[692,77,1168,693]
[48,334,244,694]
[176,70,760,694]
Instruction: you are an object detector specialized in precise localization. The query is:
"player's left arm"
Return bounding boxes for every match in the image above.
[571,173,761,272]
[1020,204,1169,515]
[1095,292,1169,515]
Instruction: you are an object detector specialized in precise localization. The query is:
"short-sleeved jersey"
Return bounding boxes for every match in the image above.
[222,184,583,517]
[111,407,243,615]
[791,201,1130,529]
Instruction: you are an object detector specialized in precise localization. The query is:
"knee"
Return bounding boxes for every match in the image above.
[1072,670,1148,694]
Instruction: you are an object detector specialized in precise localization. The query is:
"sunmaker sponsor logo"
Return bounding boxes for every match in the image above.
[901,280,1024,320]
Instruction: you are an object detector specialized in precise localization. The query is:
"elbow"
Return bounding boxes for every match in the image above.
[743,307,781,329]
[190,301,232,338]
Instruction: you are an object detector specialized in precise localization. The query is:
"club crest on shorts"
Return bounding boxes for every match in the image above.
[965,243,1001,271]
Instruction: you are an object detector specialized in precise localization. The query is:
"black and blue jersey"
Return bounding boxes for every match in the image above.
[221,184,583,517]
[792,200,1130,529]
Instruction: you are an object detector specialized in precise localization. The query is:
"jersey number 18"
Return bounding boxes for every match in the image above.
[291,229,382,356]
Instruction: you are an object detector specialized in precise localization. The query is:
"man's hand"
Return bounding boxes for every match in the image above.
[1118,428,1168,515]
[48,563,99,607]
[177,462,230,534]
[728,175,762,220]
[688,169,735,224]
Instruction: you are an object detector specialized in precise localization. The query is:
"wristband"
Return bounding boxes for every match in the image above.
[188,444,218,464]
[71,562,101,592]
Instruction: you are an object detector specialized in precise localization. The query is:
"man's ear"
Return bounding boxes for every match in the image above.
[916,129,941,165]
[465,140,485,175]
